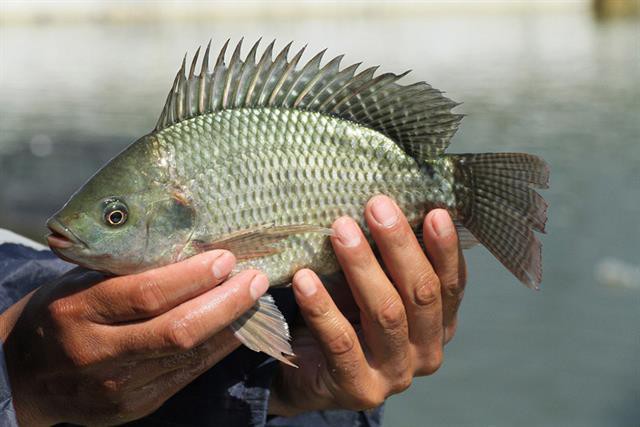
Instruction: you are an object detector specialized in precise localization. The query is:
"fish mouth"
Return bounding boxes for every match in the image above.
[46,217,85,250]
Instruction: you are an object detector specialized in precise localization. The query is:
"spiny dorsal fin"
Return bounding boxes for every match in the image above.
[155,39,464,157]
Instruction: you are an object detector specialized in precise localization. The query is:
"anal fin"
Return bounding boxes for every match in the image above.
[230,293,298,367]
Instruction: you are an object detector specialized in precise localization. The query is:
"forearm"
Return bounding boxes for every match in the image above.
[0,291,36,342]
[0,346,18,427]
[2,290,55,426]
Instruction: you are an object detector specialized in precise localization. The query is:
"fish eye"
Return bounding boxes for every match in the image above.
[103,200,128,227]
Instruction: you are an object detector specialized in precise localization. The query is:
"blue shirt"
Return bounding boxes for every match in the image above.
[0,243,383,426]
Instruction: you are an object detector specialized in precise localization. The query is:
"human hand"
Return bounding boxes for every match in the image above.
[269,195,466,415]
[0,250,269,426]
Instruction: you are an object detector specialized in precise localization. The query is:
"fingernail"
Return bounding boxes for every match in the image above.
[250,273,269,300]
[370,196,398,228]
[212,252,235,280]
[432,210,454,238]
[295,271,317,297]
[334,217,361,247]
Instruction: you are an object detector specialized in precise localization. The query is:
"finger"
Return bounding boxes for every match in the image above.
[114,270,268,357]
[87,250,236,323]
[292,269,375,402]
[330,216,409,371]
[319,271,360,323]
[365,195,444,354]
[423,210,467,343]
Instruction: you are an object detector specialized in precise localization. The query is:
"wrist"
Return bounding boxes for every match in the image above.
[4,342,57,427]
[2,291,56,426]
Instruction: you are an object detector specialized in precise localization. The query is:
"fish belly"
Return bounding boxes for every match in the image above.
[155,107,456,285]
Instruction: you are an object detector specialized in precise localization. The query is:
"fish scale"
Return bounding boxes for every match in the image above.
[47,40,548,366]
[151,107,443,290]
[155,107,438,243]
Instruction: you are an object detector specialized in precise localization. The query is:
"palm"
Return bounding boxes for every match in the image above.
[276,324,334,409]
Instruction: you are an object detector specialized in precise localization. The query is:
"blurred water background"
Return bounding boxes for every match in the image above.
[1,1,639,425]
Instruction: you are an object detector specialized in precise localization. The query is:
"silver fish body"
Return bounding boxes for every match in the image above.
[150,107,456,284]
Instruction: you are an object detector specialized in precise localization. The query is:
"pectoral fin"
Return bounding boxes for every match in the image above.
[193,224,333,261]
[230,294,298,367]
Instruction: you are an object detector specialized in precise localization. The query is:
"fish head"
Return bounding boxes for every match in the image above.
[46,139,196,275]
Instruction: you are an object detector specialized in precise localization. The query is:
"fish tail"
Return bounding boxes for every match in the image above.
[450,153,549,289]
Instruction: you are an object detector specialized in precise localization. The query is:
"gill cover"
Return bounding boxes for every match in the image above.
[48,138,196,275]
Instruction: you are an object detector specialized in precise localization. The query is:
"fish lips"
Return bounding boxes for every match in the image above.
[46,217,86,251]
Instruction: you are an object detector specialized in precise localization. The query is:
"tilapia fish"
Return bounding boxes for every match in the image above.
[46,39,549,365]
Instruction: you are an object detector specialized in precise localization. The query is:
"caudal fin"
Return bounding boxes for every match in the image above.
[451,153,549,289]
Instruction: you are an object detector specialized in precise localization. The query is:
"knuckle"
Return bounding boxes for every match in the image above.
[306,297,332,319]
[66,351,91,368]
[390,374,413,394]
[48,298,79,321]
[416,350,443,376]
[65,344,97,368]
[413,273,440,307]
[386,227,412,250]
[374,297,406,331]
[325,330,356,356]
[165,321,198,351]
[443,278,464,301]
[64,336,114,368]
[350,391,385,410]
[131,278,167,315]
